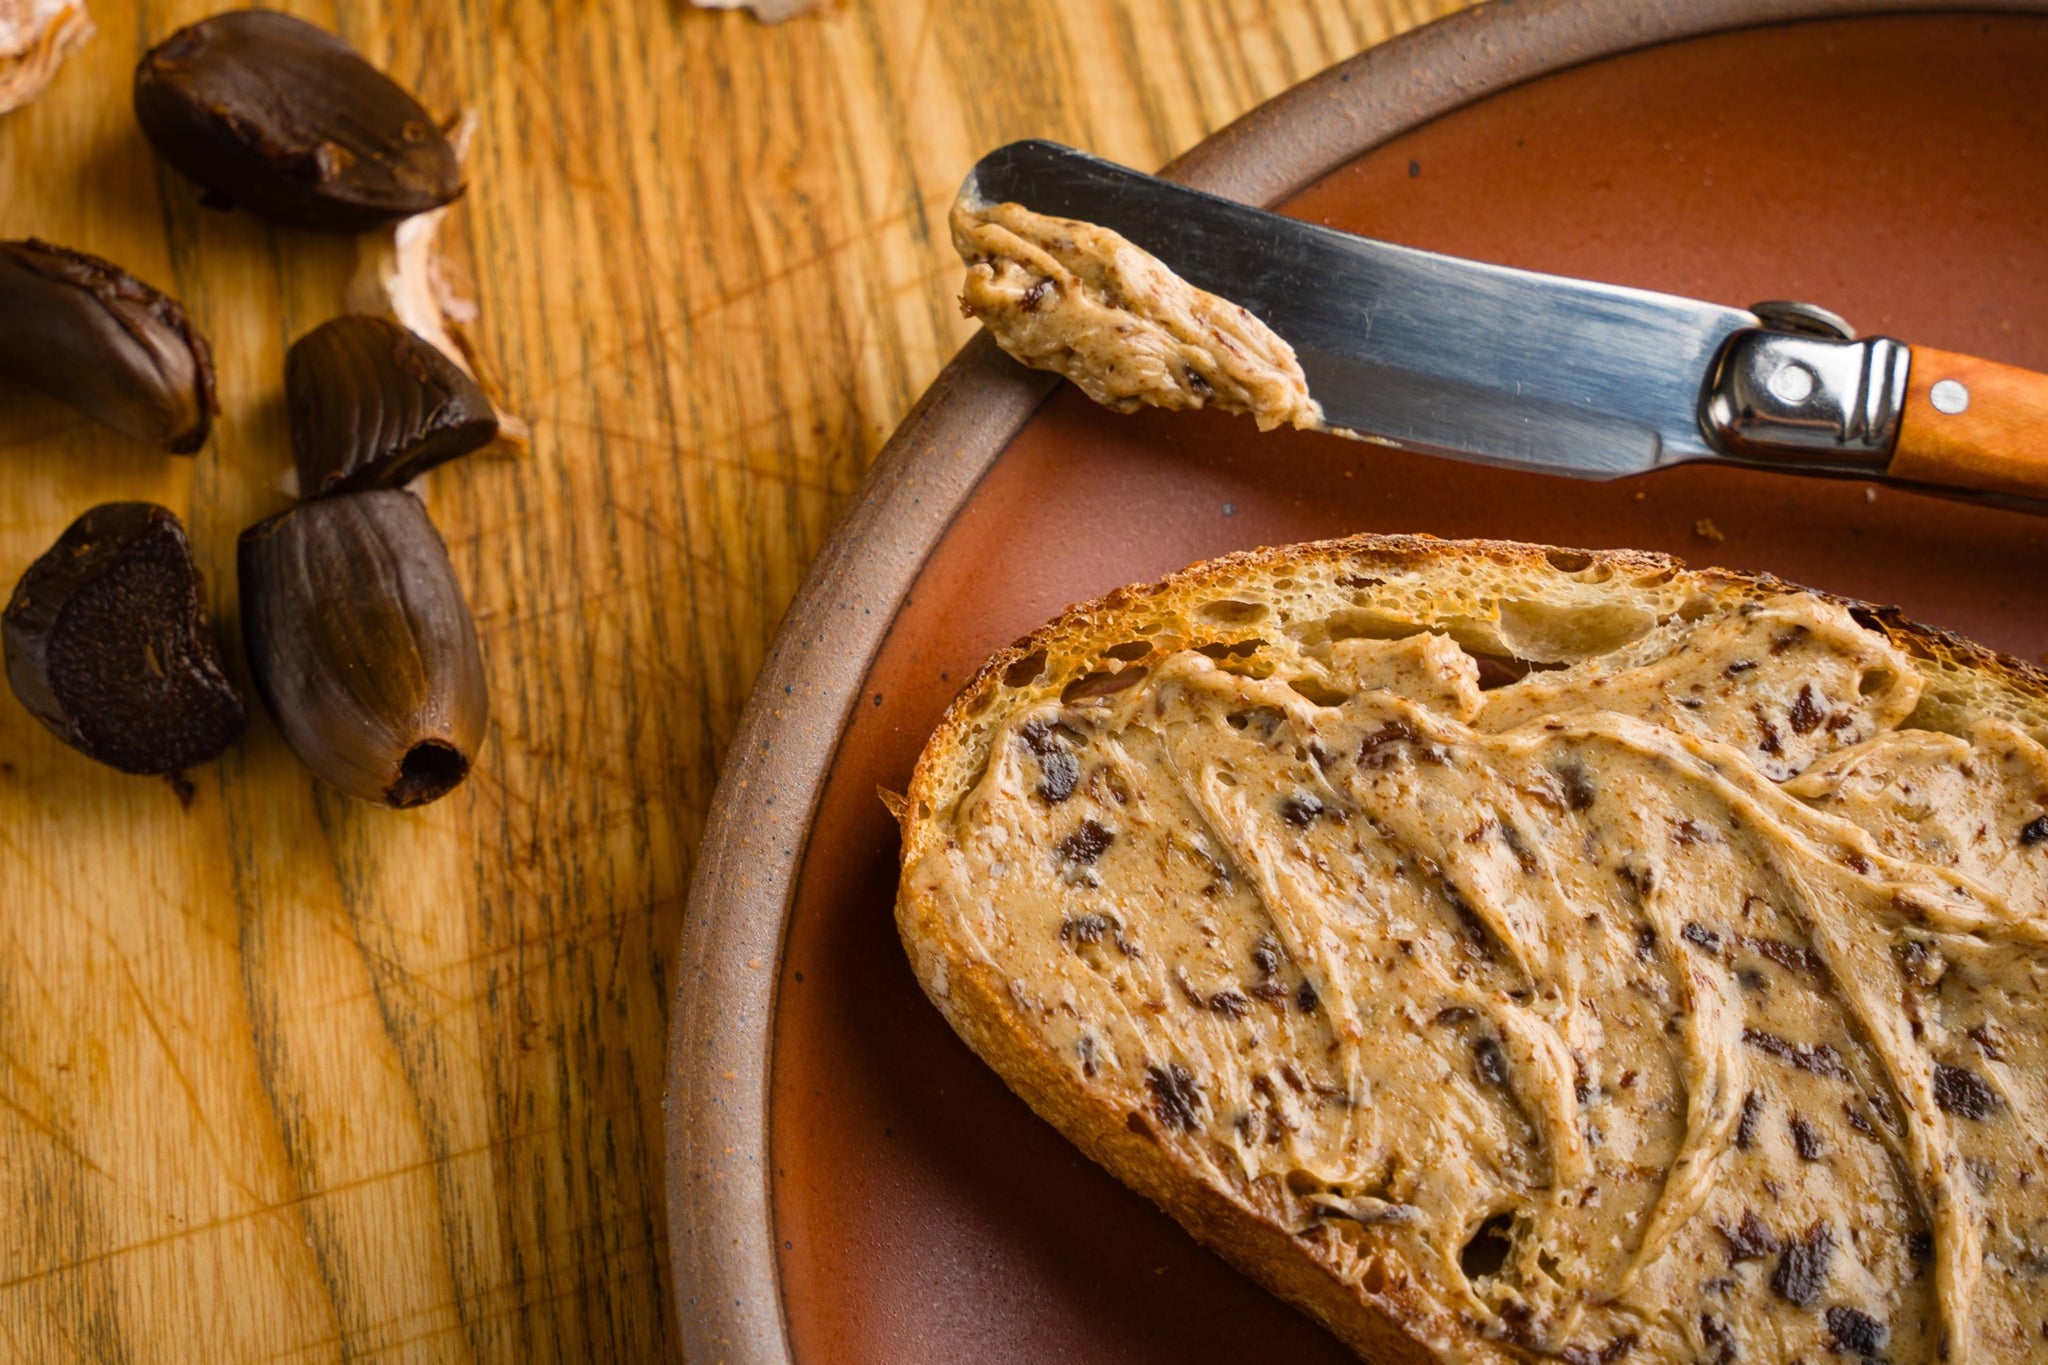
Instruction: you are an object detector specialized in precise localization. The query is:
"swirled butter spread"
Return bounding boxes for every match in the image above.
[907,597,2048,1362]
[951,197,1322,431]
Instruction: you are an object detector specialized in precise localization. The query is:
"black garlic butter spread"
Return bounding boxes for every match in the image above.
[951,196,1323,432]
[906,593,2048,1362]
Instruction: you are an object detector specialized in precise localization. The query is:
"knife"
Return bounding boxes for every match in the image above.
[964,139,2048,508]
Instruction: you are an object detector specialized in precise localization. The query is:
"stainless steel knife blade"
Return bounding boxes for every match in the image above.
[964,139,1762,480]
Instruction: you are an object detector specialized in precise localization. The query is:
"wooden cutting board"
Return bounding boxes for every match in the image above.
[0,1,1462,1357]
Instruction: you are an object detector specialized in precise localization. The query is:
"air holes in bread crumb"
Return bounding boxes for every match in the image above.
[1544,548,1594,573]
[1474,657,1526,691]
[1460,1212,1517,1280]
[1497,598,1654,664]
[1197,639,1275,680]
[1063,667,1148,703]
[1318,609,1426,645]
[1004,649,1047,687]
[1226,706,1284,737]
[1199,598,1269,625]
[1103,640,1152,662]
[1287,677,1351,708]
[1859,669,1895,697]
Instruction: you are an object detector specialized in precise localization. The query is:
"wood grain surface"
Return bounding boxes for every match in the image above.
[0,1,1466,1359]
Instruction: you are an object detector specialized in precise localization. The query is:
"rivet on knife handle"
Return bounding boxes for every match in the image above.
[1886,346,2048,501]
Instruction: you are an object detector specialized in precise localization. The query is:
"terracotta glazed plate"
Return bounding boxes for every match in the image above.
[669,3,2048,1359]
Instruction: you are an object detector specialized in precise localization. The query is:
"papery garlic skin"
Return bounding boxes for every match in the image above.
[691,0,821,19]
[348,110,529,447]
[0,0,93,116]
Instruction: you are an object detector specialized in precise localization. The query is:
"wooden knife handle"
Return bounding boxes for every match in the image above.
[1889,345,2048,501]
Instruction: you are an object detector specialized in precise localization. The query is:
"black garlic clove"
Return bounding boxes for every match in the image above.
[133,10,462,232]
[4,503,248,775]
[0,239,218,453]
[240,490,487,807]
[287,315,498,495]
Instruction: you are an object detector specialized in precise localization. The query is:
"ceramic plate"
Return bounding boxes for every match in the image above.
[669,4,2048,1358]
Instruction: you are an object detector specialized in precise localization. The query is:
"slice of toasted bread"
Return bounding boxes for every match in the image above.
[895,533,2048,1363]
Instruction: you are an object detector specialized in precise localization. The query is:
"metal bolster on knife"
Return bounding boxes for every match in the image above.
[1701,303,1912,473]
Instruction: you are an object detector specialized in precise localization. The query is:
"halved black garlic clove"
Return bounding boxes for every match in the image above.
[287,315,497,495]
[0,239,218,452]
[4,503,248,775]
[240,490,486,807]
[134,10,463,232]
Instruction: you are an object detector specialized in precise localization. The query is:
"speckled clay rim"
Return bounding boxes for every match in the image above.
[664,2,2048,1358]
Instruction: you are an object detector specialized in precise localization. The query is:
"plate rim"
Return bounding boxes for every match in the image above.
[662,2,2048,1358]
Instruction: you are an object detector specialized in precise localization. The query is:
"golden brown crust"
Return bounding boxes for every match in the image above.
[914,535,2048,798]
[894,532,2048,1361]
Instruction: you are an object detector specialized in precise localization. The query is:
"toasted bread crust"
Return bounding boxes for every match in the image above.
[905,943,1443,1362]
[895,533,2048,1360]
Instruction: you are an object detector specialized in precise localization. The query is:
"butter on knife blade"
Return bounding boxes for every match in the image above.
[954,138,2048,514]
[951,192,1323,433]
